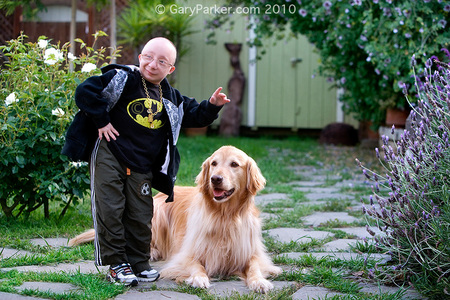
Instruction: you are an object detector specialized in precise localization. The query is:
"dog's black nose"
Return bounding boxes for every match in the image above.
[211,175,223,185]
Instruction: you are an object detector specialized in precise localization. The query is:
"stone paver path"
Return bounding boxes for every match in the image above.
[0,165,427,300]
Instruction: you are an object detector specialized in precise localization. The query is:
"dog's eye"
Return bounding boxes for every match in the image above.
[211,161,217,166]
[231,162,239,168]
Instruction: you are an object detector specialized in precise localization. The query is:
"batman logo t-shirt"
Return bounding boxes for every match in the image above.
[107,75,168,173]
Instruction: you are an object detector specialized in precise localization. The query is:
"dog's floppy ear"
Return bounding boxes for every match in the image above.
[195,156,211,196]
[247,157,266,195]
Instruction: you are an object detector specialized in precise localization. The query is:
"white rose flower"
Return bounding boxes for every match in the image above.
[5,92,18,106]
[38,40,48,49]
[44,48,63,65]
[81,62,97,73]
[67,52,76,61]
[52,108,65,117]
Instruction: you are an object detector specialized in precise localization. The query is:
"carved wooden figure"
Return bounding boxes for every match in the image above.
[219,43,245,137]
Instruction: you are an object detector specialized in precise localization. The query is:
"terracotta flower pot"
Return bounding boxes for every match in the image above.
[385,108,409,127]
[184,127,208,137]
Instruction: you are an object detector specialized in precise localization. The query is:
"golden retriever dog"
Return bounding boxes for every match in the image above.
[69,145,282,293]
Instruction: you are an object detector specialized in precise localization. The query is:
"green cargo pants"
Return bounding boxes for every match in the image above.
[90,139,153,273]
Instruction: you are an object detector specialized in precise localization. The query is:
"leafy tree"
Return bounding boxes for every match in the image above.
[0,0,45,19]
[205,0,450,127]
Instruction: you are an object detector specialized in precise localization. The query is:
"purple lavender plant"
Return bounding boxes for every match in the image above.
[357,50,450,298]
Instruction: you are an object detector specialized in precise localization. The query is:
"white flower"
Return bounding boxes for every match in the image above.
[81,62,97,73]
[44,48,63,65]
[5,92,18,106]
[38,39,48,49]
[71,161,87,168]
[52,108,65,117]
[67,52,76,61]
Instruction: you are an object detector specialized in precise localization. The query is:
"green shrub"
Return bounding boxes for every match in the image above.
[357,51,450,298]
[0,32,118,219]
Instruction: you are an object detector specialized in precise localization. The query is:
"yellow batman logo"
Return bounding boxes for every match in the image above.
[127,98,164,129]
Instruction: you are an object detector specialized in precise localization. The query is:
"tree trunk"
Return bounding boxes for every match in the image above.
[69,0,76,71]
[110,1,116,63]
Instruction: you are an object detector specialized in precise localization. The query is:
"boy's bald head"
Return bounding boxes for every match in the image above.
[142,37,177,65]
[139,37,177,84]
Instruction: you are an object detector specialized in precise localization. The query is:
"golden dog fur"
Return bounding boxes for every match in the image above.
[69,145,281,293]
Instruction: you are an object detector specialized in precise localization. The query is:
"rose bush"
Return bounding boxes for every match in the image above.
[0,32,118,219]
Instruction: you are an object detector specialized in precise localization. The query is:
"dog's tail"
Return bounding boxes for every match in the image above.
[68,229,95,246]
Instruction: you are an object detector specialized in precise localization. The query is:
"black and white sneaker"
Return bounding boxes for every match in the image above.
[108,263,138,286]
[136,268,160,282]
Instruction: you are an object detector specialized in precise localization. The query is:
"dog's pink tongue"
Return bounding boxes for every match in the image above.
[213,189,225,197]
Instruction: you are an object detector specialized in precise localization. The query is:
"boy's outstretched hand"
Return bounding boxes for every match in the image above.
[209,87,230,106]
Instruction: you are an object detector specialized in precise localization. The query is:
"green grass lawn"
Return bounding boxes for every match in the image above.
[0,134,402,300]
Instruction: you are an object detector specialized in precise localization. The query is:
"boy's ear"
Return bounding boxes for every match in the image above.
[168,65,176,74]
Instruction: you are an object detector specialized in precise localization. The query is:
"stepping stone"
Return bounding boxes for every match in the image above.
[30,238,69,248]
[287,181,323,187]
[139,277,178,290]
[0,291,47,299]
[1,248,34,259]
[280,252,391,264]
[293,187,355,201]
[2,261,109,274]
[255,193,289,205]
[290,168,341,181]
[260,212,279,220]
[208,280,293,297]
[296,200,328,206]
[333,179,368,188]
[358,283,427,299]
[16,282,80,295]
[339,227,384,239]
[136,279,294,298]
[350,203,382,213]
[304,192,354,201]
[302,212,359,227]
[287,166,318,174]
[292,285,346,300]
[115,290,200,300]
[310,174,342,182]
[294,187,340,193]
[265,228,334,244]
[349,204,365,212]
[322,239,358,251]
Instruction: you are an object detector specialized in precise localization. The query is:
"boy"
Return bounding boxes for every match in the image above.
[63,37,229,286]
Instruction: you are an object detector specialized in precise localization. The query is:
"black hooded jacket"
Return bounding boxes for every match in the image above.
[62,64,222,202]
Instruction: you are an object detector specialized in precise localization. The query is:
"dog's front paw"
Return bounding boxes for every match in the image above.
[269,265,283,276]
[186,274,210,289]
[248,278,274,294]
